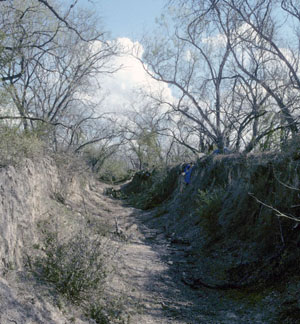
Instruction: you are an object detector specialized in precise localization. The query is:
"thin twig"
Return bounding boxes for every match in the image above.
[8,319,18,324]
[272,165,300,191]
[277,216,285,246]
[248,192,300,222]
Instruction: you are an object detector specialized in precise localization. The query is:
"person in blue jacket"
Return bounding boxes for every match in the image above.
[180,162,194,192]
[183,162,193,185]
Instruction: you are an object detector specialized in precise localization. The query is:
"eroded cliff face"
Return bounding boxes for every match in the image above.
[0,158,59,270]
[0,157,94,324]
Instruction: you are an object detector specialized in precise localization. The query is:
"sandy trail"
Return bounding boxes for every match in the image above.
[86,182,202,323]
[84,181,267,324]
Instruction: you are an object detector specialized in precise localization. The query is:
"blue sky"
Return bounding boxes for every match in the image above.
[77,0,166,39]
[63,0,173,113]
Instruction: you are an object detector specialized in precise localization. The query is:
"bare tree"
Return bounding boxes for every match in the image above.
[164,0,300,152]
[139,9,238,152]
[216,0,299,137]
[120,100,167,170]
[0,0,120,151]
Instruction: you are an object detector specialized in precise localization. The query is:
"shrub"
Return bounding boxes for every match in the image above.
[196,187,225,236]
[97,158,132,184]
[33,227,106,302]
[123,166,179,209]
[86,300,130,324]
[28,200,128,321]
[0,126,45,166]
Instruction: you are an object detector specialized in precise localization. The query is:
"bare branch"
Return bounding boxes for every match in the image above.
[36,0,103,42]
[249,192,300,222]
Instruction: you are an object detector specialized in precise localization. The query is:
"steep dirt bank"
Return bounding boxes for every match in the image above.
[0,158,62,323]
[0,157,94,324]
[121,150,300,323]
[0,158,59,269]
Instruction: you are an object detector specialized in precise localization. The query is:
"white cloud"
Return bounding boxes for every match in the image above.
[202,32,227,48]
[92,37,174,114]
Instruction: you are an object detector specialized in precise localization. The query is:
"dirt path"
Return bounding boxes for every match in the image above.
[86,182,269,324]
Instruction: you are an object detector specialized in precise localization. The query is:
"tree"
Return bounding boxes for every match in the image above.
[121,100,165,170]
[139,0,300,153]
[218,0,299,138]
[139,8,238,152]
[0,0,120,152]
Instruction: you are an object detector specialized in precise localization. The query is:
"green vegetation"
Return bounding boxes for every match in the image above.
[86,300,130,324]
[97,158,132,184]
[83,148,133,184]
[191,152,300,287]
[0,126,45,166]
[27,213,129,323]
[131,129,162,170]
[32,226,106,302]
[195,187,226,237]
[121,166,179,209]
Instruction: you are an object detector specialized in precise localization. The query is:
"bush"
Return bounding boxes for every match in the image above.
[97,158,132,184]
[86,300,129,324]
[28,187,129,321]
[33,227,106,302]
[123,167,179,209]
[0,126,45,166]
[196,187,225,236]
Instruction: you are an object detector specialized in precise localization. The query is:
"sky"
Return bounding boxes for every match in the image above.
[72,0,172,114]
[77,0,167,40]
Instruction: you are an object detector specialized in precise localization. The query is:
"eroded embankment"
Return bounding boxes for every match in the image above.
[121,150,300,323]
[0,157,119,324]
[0,156,195,324]
[0,158,60,270]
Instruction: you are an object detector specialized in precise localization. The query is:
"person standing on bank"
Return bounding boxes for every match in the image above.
[180,162,194,192]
